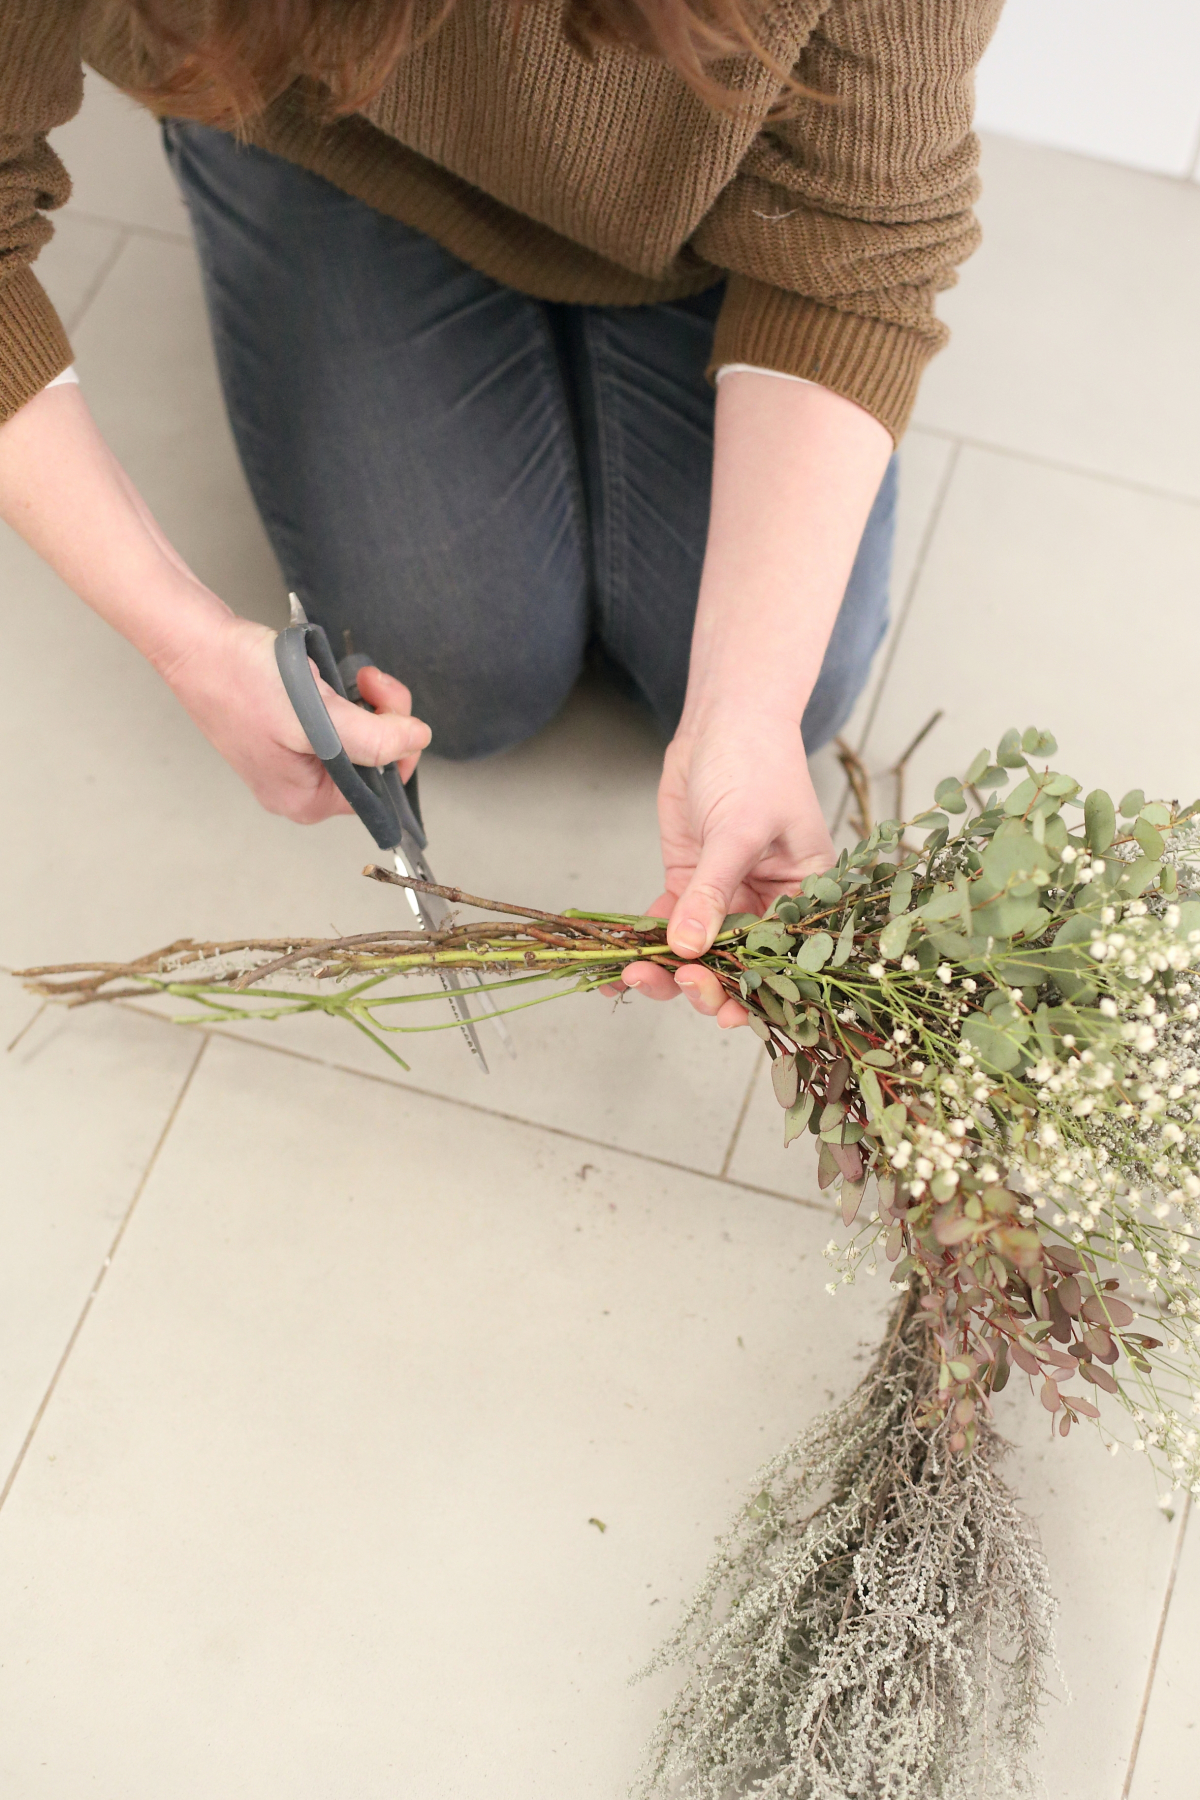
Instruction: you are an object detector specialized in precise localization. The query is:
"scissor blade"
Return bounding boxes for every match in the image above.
[391,846,489,1071]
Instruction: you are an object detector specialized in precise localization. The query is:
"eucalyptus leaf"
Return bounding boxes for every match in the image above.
[996,728,1026,769]
[831,911,857,967]
[889,870,914,915]
[964,747,991,786]
[771,1053,800,1109]
[1083,789,1116,854]
[793,931,834,974]
[1119,856,1161,898]
[1118,788,1145,818]
[1002,776,1039,818]
[916,887,964,923]
[858,1065,884,1118]
[803,874,843,906]
[933,777,967,815]
[745,923,792,955]
[1022,727,1057,756]
[969,895,1049,939]
[962,1014,1022,1071]
[765,973,801,1004]
[878,914,913,961]
[1132,817,1165,859]
[1140,801,1170,827]
[782,1090,815,1147]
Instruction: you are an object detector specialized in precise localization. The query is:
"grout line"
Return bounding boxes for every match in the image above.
[719,1052,763,1179]
[61,206,191,248]
[61,228,129,336]
[5,1001,47,1055]
[0,1033,209,1517]
[115,998,831,1216]
[828,438,963,837]
[909,424,1200,512]
[1120,1491,1192,1799]
[846,437,964,787]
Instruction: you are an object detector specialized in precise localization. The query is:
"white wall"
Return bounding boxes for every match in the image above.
[975,0,1200,179]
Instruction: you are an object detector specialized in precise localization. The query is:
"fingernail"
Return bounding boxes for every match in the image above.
[672,921,706,956]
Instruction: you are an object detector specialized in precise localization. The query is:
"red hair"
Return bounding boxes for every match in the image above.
[125,0,793,125]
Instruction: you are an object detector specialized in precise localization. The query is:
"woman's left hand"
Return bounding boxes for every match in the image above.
[618,705,834,1028]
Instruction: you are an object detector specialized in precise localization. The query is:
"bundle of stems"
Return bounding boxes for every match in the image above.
[20,724,1200,1796]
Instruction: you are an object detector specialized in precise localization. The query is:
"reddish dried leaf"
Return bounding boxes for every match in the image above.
[1056,1276,1082,1317]
[830,1142,864,1184]
[1079,1361,1119,1394]
[1010,1343,1042,1377]
[841,1180,866,1227]
[885,1223,904,1262]
[771,1053,799,1110]
[1041,1378,1062,1413]
[993,1225,1044,1271]
[1081,1324,1118,1363]
[1062,1394,1100,1419]
[1058,1412,1072,1436]
[933,1211,977,1246]
[1046,1245,1083,1275]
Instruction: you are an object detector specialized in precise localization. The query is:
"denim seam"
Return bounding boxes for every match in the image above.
[580,311,631,656]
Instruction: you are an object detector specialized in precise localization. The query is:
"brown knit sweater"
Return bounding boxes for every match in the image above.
[0,0,1002,438]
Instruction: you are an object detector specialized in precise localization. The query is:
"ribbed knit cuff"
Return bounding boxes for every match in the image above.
[709,276,938,444]
[0,266,73,425]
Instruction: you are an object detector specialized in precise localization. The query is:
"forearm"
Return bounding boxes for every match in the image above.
[680,373,893,732]
[0,383,228,675]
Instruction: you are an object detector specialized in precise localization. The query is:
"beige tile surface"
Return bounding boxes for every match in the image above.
[994,1395,1186,1796]
[0,520,760,1170]
[6,67,1199,1800]
[0,981,199,1493]
[0,1035,891,1800]
[1127,1500,1199,1799]
[916,134,1200,500]
[859,445,1200,814]
[72,231,287,627]
[52,72,189,238]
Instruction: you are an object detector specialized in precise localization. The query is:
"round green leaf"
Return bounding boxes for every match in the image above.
[1083,789,1116,854]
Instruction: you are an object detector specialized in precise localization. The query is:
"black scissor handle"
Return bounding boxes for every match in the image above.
[274,621,427,852]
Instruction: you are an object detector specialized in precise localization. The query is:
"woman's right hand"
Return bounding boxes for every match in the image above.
[160,612,431,823]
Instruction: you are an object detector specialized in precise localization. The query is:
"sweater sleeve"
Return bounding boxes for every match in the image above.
[0,1,87,423]
[692,0,1004,441]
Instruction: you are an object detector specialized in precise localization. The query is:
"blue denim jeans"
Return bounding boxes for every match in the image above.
[163,121,896,759]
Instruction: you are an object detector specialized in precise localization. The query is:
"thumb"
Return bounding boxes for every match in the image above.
[667,828,762,959]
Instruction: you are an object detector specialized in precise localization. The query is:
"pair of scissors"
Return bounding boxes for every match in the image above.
[274,592,513,1072]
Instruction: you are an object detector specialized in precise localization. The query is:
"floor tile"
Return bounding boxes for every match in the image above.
[52,72,189,238]
[33,213,124,336]
[723,1050,824,1199]
[993,1391,1183,1796]
[0,500,763,1171]
[858,445,1200,817]
[916,134,1200,500]
[0,1034,892,1800]
[71,231,287,626]
[1127,1501,1200,1799]
[0,980,199,1493]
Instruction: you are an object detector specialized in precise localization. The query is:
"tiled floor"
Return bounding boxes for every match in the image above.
[1,72,1198,1798]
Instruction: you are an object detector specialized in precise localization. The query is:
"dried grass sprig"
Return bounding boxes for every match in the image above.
[636,1294,1056,1800]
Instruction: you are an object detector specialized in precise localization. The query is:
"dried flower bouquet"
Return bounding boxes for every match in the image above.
[20,726,1200,1799]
